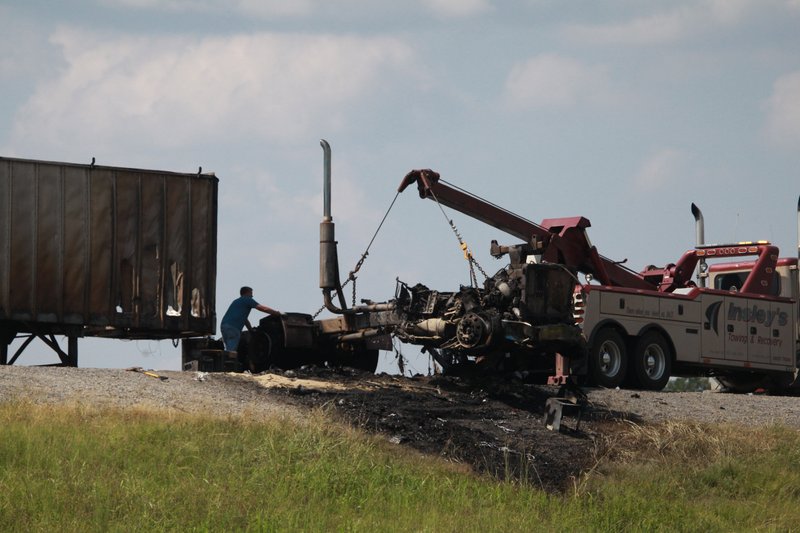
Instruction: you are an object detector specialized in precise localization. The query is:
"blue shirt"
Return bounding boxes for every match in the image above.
[220,296,260,330]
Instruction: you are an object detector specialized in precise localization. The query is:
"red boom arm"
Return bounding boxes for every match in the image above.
[398,169,656,290]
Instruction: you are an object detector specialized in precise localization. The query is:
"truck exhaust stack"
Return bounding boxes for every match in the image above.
[691,202,706,287]
[319,139,348,313]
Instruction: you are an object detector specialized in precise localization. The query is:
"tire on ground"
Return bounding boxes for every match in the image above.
[238,330,272,373]
[589,328,628,388]
[630,331,672,391]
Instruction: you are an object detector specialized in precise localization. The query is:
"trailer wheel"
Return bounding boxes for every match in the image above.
[631,332,671,391]
[589,328,627,388]
[238,330,272,373]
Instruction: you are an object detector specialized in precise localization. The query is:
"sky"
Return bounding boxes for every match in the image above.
[2,0,799,373]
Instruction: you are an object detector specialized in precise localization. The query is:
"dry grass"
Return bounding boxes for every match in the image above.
[596,419,786,465]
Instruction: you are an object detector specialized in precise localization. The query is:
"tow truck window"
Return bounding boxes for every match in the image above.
[714,271,781,296]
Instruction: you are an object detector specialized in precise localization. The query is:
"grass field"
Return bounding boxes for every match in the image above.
[1,401,799,532]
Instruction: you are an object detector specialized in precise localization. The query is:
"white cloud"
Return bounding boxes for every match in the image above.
[103,0,493,18]
[764,71,800,149]
[0,8,53,80]
[633,148,685,191]
[99,0,314,17]
[564,9,694,46]
[8,28,417,154]
[563,0,795,46]
[705,0,754,24]
[420,0,492,18]
[503,54,612,110]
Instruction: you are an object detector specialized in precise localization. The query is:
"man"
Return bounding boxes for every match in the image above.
[220,286,280,352]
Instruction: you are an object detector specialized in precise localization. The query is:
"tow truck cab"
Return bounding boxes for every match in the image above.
[707,255,799,344]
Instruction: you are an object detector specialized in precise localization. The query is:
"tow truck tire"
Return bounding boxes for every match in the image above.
[631,332,672,391]
[589,328,628,388]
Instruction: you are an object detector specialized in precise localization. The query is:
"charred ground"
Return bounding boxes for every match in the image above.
[256,366,800,492]
[260,366,636,492]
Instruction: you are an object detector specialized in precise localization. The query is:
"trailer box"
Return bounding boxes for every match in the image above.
[0,156,218,340]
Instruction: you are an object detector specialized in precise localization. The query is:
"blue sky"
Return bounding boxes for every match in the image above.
[2,0,799,372]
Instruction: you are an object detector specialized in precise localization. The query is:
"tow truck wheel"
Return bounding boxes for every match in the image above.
[589,328,628,388]
[631,332,672,391]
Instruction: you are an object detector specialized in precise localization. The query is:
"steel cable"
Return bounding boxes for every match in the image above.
[313,190,401,318]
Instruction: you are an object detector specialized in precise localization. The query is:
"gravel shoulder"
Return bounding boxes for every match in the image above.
[585,386,800,428]
[0,365,299,421]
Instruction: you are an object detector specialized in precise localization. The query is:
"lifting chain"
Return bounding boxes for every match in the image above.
[428,187,490,288]
[311,179,490,319]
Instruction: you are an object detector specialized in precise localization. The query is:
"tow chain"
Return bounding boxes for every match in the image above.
[312,176,490,319]
[312,191,401,319]
[427,185,489,287]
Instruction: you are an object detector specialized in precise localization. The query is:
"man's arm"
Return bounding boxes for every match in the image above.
[256,304,280,316]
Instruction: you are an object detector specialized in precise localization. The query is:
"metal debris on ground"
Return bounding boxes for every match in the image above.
[544,396,583,432]
[126,367,169,381]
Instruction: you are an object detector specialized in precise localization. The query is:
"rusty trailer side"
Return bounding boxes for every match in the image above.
[0,156,218,365]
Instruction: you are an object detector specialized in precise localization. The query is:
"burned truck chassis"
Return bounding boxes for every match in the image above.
[219,252,586,381]
[185,141,586,381]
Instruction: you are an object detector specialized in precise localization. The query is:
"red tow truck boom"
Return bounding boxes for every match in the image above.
[398,169,656,290]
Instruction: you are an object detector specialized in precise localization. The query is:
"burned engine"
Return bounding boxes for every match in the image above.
[391,257,585,374]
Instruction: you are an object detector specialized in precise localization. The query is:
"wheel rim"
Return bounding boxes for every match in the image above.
[598,340,622,377]
[642,343,666,380]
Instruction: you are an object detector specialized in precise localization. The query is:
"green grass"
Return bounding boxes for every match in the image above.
[1,402,800,532]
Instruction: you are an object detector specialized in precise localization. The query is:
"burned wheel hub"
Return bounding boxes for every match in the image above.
[456,313,489,348]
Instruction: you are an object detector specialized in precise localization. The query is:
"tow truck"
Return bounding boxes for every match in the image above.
[397,169,799,392]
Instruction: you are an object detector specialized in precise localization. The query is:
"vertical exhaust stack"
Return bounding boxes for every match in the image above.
[319,139,348,313]
[796,195,799,262]
[691,203,707,288]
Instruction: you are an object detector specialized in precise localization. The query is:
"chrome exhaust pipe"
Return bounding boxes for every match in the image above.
[321,139,332,222]
[319,139,348,313]
[691,203,707,287]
